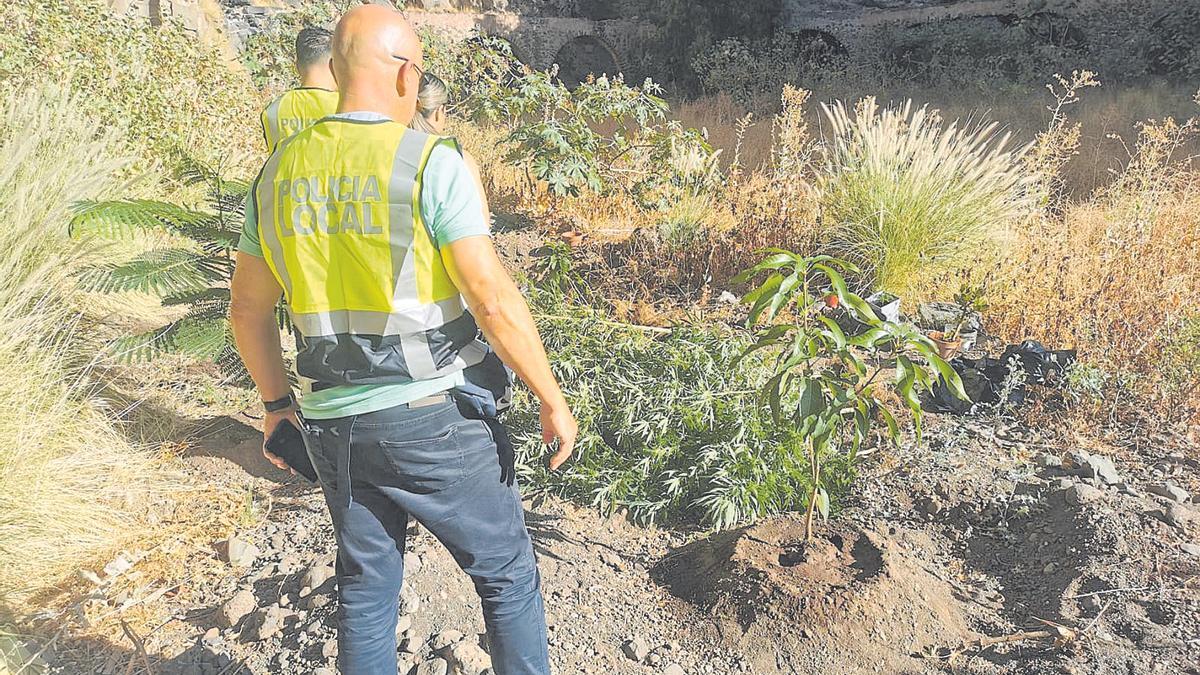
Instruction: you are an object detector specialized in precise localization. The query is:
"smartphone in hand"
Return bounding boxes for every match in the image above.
[265,420,318,482]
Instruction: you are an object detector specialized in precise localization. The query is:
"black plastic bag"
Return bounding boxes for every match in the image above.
[924,340,1076,414]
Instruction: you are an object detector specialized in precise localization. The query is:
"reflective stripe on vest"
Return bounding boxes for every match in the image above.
[261,88,340,152]
[254,118,485,386]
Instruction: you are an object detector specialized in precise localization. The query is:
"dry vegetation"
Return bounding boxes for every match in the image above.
[0,84,164,611]
[456,69,1200,431]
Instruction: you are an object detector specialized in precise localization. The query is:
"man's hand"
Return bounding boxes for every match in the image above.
[541,404,577,471]
[262,408,301,473]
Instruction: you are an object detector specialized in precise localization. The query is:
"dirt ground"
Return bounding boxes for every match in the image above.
[26,394,1199,675]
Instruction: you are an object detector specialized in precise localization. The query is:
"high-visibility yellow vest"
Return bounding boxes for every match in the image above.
[260,88,340,152]
[253,117,485,386]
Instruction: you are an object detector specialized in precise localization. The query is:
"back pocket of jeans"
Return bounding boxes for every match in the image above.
[376,425,465,493]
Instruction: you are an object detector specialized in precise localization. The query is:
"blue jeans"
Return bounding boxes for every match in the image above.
[301,394,550,675]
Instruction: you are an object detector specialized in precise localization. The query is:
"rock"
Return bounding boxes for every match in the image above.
[1065,483,1104,506]
[395,613,413,638]
[248,606,285,642]
[449,641,492,674]
[401,586,422,614]
[1117,482,1141,496]
[663,665,686,675]
[307,593,331,610]
[598,549,624,570]
[321,638,337,658]
[221,536,261,568]
[1181,543,1200,557]
[717,290,739,305]
[201,627,221,647]
[314,669,335,675]
[1037,453,1063,470]
[432,629,464,652]
[1148,482,1190,504]
[621,637,650,662]
[415,658,450,675]
[1164,504,1195,530]
[302,564,335,594]
[218,589,257,628]
[404,551,423,575]
[1068,451,1120,485]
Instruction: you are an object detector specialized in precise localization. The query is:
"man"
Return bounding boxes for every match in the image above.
[260,26,340,152]
[230,5,577,674]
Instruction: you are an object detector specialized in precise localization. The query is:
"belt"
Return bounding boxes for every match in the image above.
[307,381,449,410]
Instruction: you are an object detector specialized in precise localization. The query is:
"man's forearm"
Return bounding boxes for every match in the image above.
[230,309,291,402]
[471,282,567,411]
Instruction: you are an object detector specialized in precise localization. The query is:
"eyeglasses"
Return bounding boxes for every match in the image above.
[392,55,425,79]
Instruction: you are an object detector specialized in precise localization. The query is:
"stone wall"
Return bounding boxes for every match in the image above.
[108,0,242,56]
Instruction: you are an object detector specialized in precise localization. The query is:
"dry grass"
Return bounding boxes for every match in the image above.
[0,84,166,614]
[460,73,1199,429]
[818,97,1034,295]
[674,79,1200,197]
[993,113,1200,425]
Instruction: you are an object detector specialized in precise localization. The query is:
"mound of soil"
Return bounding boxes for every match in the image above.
[654,518,971,674]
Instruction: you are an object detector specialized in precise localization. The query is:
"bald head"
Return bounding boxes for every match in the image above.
[331,5,424,122]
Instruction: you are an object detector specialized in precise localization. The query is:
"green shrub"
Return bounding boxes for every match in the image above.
[819,98,1034,295]
[509,290,830,529]
[240,0,364,92]
[0,84,162,610]
[737,249,964,539]
[0,0,261,171]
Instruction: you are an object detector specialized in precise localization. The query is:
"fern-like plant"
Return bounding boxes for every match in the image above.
[71,160,254,380]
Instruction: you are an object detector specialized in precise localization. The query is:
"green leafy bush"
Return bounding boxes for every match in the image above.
[737,249,964,539]
[0,0,260,171]
[510,290,813,529]
[819,98,1034,295]
[240,0,365,92]
[501,71,671,197]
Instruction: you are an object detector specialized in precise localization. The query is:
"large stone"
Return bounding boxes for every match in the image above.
[598,548,624,570]
[221,536,260,568]
[1164,504,1195,530]
[449,641,492,674]
[621,637,650,662]
[401,585,422,614]
[1065,483,1104,506]
[218,588,257,628]
[415,658,450,675]
[395,613,413,638]
[432,629,464,652]
[302,563,335,594]
[404,551,423,575]
[1148,482,1191,504]
[248,606,286,642]
[1068,451,1120,485]
[663,665,686,675]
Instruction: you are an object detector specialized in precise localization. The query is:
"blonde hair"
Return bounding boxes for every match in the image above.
[411,72,449,134]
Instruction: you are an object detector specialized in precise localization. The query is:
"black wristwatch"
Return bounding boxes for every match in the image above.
[263,392,296,413]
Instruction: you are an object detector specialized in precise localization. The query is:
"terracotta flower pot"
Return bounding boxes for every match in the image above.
[928,331,963,360]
